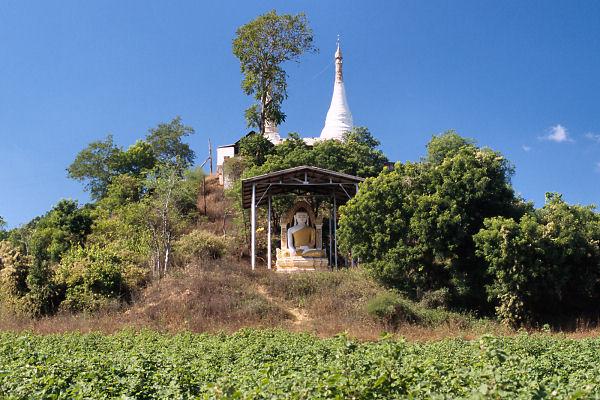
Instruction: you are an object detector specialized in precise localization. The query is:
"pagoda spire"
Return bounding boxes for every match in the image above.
[335,36,343,83]
[320,37,353,141]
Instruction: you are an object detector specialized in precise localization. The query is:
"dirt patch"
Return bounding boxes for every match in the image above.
[255,284,312,327]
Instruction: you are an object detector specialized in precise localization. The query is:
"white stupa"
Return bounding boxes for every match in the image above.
[263,91,282,144]
[320,39,353,141]
[264,119,282,144]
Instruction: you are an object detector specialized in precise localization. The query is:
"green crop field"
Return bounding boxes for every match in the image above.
[0,329,598,399]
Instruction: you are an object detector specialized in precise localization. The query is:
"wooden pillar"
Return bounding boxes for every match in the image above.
[251,183,256,270]
[328,207,332,267]
[333,194,338,269]
[267,194,272,270]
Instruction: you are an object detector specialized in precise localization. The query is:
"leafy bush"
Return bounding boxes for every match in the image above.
[54,245,134,312]
[174,230,229,265]
[0,241,30,313]
[419,287,450,309]
[0,241,62,317]
[366,291,402,321]
[475,194,600,326]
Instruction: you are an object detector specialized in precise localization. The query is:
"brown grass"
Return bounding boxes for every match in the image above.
[0,259,510,341]
[196,175,236,236]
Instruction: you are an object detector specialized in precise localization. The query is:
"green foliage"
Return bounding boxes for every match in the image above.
[365,289,465,327]
[67,136,156,200]
[174,230,229,265]
[365,291,401,321]
[1,330,599,398]
[0,240,61,317]
[68,117,194,199]
[0,241,30,304]
[55,245,136,312]
[475,194,600,326]
[241,128,388,179]
[419,287,451,309]
[339,132,522,308]
[233,10,316,133]
[67,134,122,199]
[223,156,247,183]
[145,116,195,170]
[25,199,94,265]
[238,132,275,167]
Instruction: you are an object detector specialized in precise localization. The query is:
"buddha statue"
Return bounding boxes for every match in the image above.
[276,202,328,270]
[287,211,317,256]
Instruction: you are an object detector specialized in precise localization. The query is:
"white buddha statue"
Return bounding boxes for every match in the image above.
[287,211,317,256]
[276,202,328,270]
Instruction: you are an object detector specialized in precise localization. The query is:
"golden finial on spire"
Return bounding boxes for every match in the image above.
[335,36,343,82]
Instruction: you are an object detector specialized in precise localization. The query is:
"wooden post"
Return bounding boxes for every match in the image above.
[333,194,338,269]
[328,205,333,268]
[251,183,256,270]
[267,194,272,270]
[208,138,213,175]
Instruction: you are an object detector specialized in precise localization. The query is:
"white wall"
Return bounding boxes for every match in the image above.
[216,146,235,167]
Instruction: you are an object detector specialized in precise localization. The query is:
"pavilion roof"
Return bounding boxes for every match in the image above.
[241,166,364,209]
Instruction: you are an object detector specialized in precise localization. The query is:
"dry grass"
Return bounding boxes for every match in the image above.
[196,175,237,236]
[0,260,510,341]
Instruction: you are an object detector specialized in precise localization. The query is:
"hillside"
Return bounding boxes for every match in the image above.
[0,260,504,340]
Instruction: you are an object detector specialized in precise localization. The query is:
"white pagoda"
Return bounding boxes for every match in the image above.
[319,40,353,141]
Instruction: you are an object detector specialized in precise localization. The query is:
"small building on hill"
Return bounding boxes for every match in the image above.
[216,131,256,186]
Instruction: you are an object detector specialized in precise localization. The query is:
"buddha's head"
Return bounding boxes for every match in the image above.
[293,211,310,227]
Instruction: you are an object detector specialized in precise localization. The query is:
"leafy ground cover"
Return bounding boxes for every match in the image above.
[0,329,598,399]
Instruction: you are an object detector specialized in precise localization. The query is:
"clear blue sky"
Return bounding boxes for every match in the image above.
[1,0,600,228]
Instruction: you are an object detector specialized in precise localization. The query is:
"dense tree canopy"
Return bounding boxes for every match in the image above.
[67,117,194,200]
[233,10,316,133]
[145,117,195,170]
[238,132,275,167]
[474,193,600,326]
[338,132,524,308]
[241,128,388,178]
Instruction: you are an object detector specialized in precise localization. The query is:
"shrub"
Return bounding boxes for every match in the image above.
[419,288,450,309]
[0,241,30,313]
[174,230,229,265]
[474,194,600,326]
[54,245,130,312]
[0,241,29,297]
[366,289,473,328]
[366,291,402,321]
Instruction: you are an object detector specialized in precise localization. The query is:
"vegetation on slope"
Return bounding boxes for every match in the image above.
[339,132,600,327]
[1,120,600,333]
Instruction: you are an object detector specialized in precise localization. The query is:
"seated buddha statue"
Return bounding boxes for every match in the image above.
[287,211,320,257]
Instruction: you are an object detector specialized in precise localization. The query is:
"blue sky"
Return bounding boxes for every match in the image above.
[1,0,599,227]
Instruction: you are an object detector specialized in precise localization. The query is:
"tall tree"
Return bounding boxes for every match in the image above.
[68,136,156,200]
[233,10,316,133]
[68,118,192,200]
[67,135,122,200]
[145,117,195,170]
